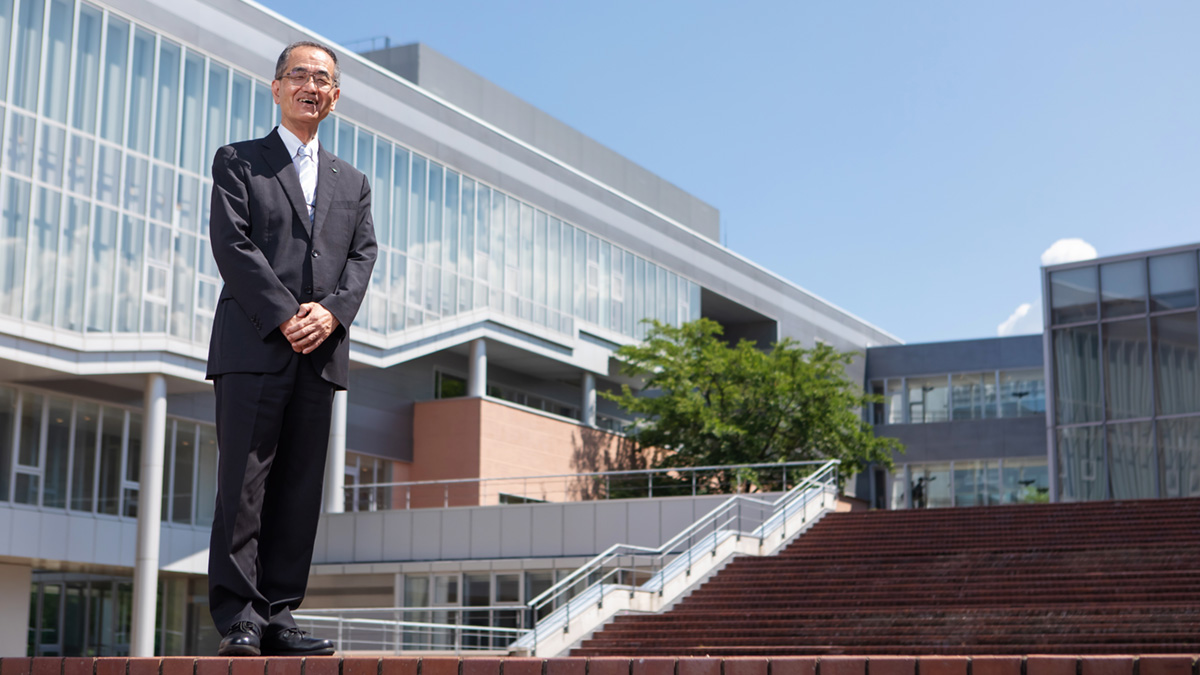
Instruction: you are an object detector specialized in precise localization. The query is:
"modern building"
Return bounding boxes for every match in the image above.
[2,0,1197,660]
[860,242,1200,511]
[862,334,1049,510]
[0,0,900,659]
[1043,243,1200,502]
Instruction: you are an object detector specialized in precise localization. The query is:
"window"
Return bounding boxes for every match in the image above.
[999,369,1045,418]
[951,372,996,420]
[434,372,467,399]
[907,376,948,423]
[1050,266,1097,325]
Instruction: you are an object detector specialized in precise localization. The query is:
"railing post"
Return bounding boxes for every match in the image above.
[405,486,410,510]
[649,473,653,498]
[686,528,693,576]
[532,607,539,657]
[337,615,344,653]
[444,484,449,508]
[692,470,697,496]
[705,511,715,554]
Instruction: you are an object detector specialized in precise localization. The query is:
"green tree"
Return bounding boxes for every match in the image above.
[602,318,900,492]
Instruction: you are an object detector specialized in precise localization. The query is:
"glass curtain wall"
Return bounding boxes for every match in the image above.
[868,369,1045,425]
[1048,249,1200,500]
[890,457,1050,509]
[0,0,699,356]
[0,383,217,527]
[28,574,194,657]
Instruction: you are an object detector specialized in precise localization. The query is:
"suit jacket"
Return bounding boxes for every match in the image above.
[206,127,377,390]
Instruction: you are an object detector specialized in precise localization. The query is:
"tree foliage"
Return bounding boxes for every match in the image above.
[602,319,900,490]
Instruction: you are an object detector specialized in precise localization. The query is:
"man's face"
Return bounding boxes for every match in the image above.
[271,46,340,134]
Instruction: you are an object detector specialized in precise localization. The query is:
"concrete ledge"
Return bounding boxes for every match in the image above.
[4,656,1199,675]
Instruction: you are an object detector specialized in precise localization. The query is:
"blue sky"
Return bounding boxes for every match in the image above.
[255,0,1200,344]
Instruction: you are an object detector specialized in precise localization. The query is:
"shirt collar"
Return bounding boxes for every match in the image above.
[277,125,320,160]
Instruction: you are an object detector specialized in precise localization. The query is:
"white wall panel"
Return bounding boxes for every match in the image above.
[499,505,532,558]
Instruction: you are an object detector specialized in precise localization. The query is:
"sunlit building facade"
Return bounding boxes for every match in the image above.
[1045,243,1200,502]
[862,335,1050,510]
[0,0,900,658]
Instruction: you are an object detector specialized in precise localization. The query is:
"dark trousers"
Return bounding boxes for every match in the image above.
[208,353,335,635]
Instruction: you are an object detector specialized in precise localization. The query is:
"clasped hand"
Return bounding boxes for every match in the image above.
[280,302,340,354]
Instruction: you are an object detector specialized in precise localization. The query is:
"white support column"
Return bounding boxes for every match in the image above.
[0,563,32,657]
[582,372,597,428]
[324,390,348,514]
[131,373,167,657]
[468,338,487,398]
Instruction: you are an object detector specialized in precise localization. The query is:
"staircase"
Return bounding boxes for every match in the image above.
[573,498,1200,656]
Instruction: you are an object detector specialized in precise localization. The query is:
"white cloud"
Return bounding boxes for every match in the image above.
[997,302,1042,337]
[1041,238,1097,266]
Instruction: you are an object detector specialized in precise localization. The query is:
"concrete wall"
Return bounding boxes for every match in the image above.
[0,507,208,574]
[880,417,1047,464]
[312,493,737,565]
[866,334,1043,380]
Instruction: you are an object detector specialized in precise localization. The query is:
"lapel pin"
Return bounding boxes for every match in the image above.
[332,167,338,173]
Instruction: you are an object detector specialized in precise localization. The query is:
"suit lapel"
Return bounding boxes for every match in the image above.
[261,129,312,236]
[312,146,341,241]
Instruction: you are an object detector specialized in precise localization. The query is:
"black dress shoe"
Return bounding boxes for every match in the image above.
[218,621,262,656]
[262,627,335,656]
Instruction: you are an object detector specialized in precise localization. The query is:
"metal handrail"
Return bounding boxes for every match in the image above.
[293,606,531,654]
[343,460,827,509]
[521,459,840,631]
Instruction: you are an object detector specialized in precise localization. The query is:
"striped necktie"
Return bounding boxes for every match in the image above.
[295,145,317,222]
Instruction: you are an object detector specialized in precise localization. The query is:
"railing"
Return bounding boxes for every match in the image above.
[292,607,530,654]
[343,460,825,511]
[510,459,841,656]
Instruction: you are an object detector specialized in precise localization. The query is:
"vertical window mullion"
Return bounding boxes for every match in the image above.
[116,409,127,515]
[118,18,131,149]
[36,394,47,506]
[63,399,75,510]
[89,405,101,512]
[61,0,79,126]
[170,46,185,168]
[2,0,20,103]
[161,418,173,522]
[189,422,199,524]
[8,388,21,500]
[32,0,51,117]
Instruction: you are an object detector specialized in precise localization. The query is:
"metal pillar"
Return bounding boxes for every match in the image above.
[468,338,487,398]
[582,372,597,428]
[324,390,348,514]
[131,373,167,656]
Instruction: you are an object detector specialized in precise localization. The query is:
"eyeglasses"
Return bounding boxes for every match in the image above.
[279,68,336,91]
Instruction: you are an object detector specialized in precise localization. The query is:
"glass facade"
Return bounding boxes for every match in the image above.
[0,383,217,527]
[868,368,1045,425]
[1048,247,1200,500]
[28,573,204,657]
[889,457,1050,509]
[0,0,700,356]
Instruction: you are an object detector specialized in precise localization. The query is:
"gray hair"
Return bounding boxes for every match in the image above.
[274,41,341,85]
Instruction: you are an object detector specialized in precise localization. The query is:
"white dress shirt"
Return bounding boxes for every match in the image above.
[277,124,320,221]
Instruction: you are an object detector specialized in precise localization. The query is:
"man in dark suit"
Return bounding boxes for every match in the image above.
[205,40,377,657]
